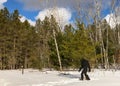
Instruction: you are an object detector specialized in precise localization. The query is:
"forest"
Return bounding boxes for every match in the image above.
[0,6,120,71]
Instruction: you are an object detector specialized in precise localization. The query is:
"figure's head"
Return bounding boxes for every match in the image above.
[81,57,87,60]
[81,58,86,62]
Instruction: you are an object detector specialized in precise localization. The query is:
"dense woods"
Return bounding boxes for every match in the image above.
[0,7,120,70]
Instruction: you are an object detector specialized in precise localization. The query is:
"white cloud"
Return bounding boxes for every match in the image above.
[104,13,120,28]
[18,0,112,12]
[35,7,72,28]
[20,8,72,28]
[20,15,35,26]
[0,0,7,9]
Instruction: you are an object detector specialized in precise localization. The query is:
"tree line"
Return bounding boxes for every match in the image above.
[0,7,120,70]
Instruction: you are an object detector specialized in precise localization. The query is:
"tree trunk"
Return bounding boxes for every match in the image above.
[117,26,120,45]
[106,25,109,69]
[0,49,2,70]
[113,55,116,70]
[13,38,16,69]
[53,29,62,71]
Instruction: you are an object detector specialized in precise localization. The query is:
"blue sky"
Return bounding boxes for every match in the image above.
[1,0,120,27]
[4,0,39,21]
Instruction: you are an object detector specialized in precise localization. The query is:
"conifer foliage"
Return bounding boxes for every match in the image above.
[0,8,120,70]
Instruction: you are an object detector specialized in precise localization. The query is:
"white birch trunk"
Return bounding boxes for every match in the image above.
[53,29,62,71]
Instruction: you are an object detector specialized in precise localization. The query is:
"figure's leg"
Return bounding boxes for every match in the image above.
[80,70,84,80]
[82,68,90,80]
[85,72,90,80]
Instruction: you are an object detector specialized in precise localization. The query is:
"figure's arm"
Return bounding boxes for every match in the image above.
[78,59,83,72]
[88,62,91,72]
[78,66,82,72]
[78,63,83,72]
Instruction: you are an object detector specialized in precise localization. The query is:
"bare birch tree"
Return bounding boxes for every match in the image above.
[45,0,62,71]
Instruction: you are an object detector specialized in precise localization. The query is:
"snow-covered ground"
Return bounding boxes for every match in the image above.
[0,69,120,86]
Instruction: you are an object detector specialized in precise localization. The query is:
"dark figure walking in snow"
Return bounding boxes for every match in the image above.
[78,58,91,80]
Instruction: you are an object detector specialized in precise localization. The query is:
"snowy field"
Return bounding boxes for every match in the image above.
[0,69,120,86]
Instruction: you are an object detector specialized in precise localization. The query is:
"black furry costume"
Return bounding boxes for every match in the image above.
[78,58,91,80]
